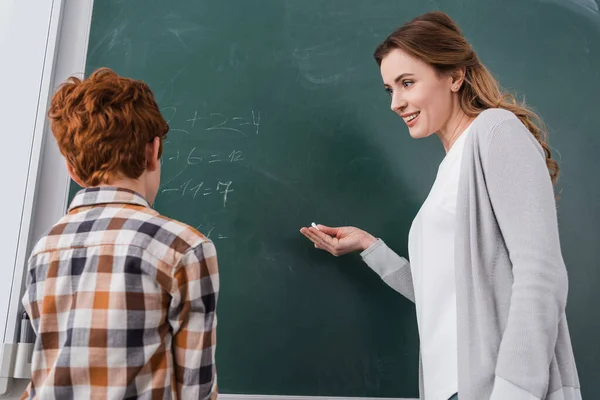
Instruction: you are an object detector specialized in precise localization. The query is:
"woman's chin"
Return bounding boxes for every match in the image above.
[407,128,429,139]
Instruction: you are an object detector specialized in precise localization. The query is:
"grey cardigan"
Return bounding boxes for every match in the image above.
[361,109,581,400]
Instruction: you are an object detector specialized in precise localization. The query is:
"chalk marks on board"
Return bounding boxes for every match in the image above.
[157,107,261,242]
[159,165,188,189]
[195,222,229,241]
[163,106,177,124]
[208,150,245,164]
[161,178,234,207]
[163,148,245,169]
[161,149,237,202]
[186,111,204,127]
[206,113,247,136]
[167,109,261,136]
[187,147,202,164]
[168,28,189,49]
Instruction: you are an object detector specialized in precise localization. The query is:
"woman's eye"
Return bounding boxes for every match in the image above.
[403,80,414,88]
[385,87,393,96]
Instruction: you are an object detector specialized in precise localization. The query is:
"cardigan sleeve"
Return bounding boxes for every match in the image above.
[484,117,568,400]
[361,239,415,303]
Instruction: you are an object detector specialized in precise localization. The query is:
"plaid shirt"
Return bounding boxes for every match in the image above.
[21,187,219,400]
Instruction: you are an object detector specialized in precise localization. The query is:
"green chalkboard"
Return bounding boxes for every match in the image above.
[78,0,600,397]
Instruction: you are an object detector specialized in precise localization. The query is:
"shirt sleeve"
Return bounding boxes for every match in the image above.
[361,239,414,303]
[484,117,568,400]
[170,240,220,400]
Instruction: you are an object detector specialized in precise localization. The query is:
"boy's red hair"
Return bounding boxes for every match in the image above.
[48,68,168,186]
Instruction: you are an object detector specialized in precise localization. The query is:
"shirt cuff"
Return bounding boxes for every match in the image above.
[360,239,403,278]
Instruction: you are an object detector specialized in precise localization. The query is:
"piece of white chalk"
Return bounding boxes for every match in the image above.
[311,222,320,230]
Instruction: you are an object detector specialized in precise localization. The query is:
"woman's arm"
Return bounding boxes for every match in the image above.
[484,117,568,400]
[361,239,414,302]
[300,225,414,302]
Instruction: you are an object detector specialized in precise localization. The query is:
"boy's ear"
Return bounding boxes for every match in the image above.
[66,161,85,187]
[146,136,161,172]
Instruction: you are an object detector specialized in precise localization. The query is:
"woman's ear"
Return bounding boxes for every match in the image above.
[450,67,467,92]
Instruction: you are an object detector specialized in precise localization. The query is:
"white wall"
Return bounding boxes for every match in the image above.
[0,0,91,396]
[0,0,60,346]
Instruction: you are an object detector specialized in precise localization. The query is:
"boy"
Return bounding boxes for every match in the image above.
[21,68,219,399]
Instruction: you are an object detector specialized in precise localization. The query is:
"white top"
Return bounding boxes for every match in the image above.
[408,123,472,400]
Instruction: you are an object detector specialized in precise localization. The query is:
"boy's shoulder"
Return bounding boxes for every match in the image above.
[30,205,212,263]
[149,211,213,253]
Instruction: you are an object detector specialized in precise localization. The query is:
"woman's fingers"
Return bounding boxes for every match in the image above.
[310,227,338,247]
[316,225,339,236]
[310,229,332,247]
[310,228,344,255]
[300,227,324,245]
[300,227,337,254]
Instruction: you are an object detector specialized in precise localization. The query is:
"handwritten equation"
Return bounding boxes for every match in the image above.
[162,179,233,208]
[165,148,244,165]
[156,109,263,242]
[162,108,260,136]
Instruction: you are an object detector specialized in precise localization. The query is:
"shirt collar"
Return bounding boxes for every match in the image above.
[68,187,152,212]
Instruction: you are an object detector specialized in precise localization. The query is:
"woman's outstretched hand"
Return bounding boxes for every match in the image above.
[299,224,377,256]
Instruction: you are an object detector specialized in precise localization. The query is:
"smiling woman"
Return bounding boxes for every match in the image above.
[374,13,558,180]
[379,50,467,149]
[300,11,580,400]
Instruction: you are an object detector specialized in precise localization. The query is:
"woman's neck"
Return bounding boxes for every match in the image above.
[437,109,475,153]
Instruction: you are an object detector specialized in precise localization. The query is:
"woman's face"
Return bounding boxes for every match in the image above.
[380,49,456,139]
